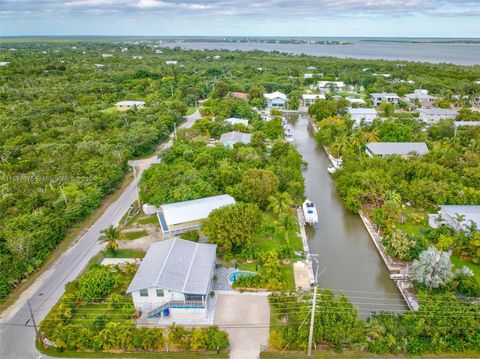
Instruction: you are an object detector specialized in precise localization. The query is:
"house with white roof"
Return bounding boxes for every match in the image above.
[301,94,326,107]
[347,107,378,124]
[404,89,436,107]
[418,108,458,124]
[428,205,480,232]
[346,97,366,105]
[157,194,236,236]
[304,73,314,79]
[370,92,400,106]
[225,118,249,127]
[126,238,217,321]
[101,53,113,58]
[95,64,105,69]
[316,81,345,93]
[264,91,288,109]
[115,100,146,111]
[166,60,178,65]
[0,62,10,67]
[366,142,429,158]
[219,131,253,148]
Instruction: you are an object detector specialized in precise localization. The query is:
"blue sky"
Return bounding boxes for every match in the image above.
[2,0,480,37]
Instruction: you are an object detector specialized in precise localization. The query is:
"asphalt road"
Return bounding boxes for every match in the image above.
[0,111,201,359]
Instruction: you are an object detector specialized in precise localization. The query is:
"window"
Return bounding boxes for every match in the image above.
[156,289,164,297]
[139,289,148,297]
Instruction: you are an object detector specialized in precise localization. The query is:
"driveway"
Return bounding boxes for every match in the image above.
[214,293,270,359]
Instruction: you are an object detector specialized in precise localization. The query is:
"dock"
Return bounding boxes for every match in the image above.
[294,207,315,290]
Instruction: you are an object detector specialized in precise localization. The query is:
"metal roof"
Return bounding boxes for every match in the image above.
[418,108,458,116]
[115,100,145,106]
[219,131,252,146]
[366,142,429,156]
[161,194,236,226]
[347,107,377,115]
[264,91,287,100]
[126,238,217,295]
[225,118,249,126]
[454,121,480,127]
[440,205,480,230]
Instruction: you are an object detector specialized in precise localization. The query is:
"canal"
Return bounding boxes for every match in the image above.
[289,115,408,315]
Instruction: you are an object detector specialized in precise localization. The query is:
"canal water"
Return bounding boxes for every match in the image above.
[289,115,407,316]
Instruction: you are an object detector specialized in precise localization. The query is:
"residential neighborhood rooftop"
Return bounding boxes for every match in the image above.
[439,205,480,230]
[366,142,429,156]
[126,238,217,295]
[347,107,377,115]
[264,91,287,100]
[219,131,253,146]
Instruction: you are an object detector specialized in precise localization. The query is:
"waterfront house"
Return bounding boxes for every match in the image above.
[225,118,249,127]
[301,94,326,107]
[366,142,429,158]
[157,194,235,236]
[428,205,480,232]
[418,108,458,124]
[115,100,146,111]
[264,91,288,109]
[219,131,252,148]
[370,92,400,106]
[347,107,378,124]
[404,89,436,108]
[126,238,217,321]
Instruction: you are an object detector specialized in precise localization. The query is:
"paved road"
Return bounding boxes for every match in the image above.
[0,111,201,359]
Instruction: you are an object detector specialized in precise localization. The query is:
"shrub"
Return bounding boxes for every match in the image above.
[180,230,200,242]
[75,266,116,302]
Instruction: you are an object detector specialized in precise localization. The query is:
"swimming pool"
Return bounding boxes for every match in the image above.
[228,271,257,282]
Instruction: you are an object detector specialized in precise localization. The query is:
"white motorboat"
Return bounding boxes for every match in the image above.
[285,133,294,142]
[302,199,318,225]
[327,165,337,174]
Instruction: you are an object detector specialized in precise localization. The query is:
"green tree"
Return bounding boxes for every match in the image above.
[267,192,294,216]
[412,247,453,290]
[202,203,262,254]
[76,266,116,302]
[99,225,120,253]
[239,169,279,209]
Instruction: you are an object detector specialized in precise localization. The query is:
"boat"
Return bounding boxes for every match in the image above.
[285,133,294,142]
[302,199,319,225]
[327,165,337,174]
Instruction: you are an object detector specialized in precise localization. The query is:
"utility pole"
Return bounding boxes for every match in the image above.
[27,300,42,347]
[132,165,141,209]
[307,284,317,356]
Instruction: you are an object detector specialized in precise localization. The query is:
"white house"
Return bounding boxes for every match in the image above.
[157,194,236,236]
[132,56,143,60]
[418,108,458,124]
[345,97,366,105]
[95,64,105,69]
[316,81,345,93]
[115,100,146,111]
[370,92,400,106]
[404,89,436,107]
[126,238,217,321]
[366,142,429,158]
[166,60,178,65]
[0,62,10,67]
[101,53,113,58]
[347,107,378,124]
[301,94,326,107]
[264,91,288,109]
[428,205,480,232]
[225,118,249,127]
[304,73,314,79]
[219,131,252,148]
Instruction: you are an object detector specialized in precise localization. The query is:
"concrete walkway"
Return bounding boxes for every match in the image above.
[214,294,270,359]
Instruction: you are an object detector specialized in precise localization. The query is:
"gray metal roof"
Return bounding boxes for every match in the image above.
[454,121,480,127]
[347,107,377,115]
[219,131,252,145]
[418,108,458,116]
[126,238,217,295]
[366,142,429,156]
[440,205,480,230]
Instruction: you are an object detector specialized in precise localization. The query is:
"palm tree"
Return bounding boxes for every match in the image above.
[267,192,294,217]
[99,225,120,253]
[276,214,298,244]
[383,189,402,221]
[364,130,379,143]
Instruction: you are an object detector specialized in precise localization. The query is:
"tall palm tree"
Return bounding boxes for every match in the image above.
[364,130,379,143]
[267,192,294,217]
[277,214,297,244]
[99,225,120,253]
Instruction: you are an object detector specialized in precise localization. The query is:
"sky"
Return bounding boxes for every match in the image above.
[1,0,480,37]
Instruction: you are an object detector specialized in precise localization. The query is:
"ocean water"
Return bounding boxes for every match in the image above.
[162,39,480,66]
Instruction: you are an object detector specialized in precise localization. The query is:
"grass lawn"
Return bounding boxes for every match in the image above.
[186,106,197,115]
[120,229,149,240]
[104,248,145,259]
[451,255,480,280]
[255,213,303,253]
[225,261,295,291]
[260,350,480,358]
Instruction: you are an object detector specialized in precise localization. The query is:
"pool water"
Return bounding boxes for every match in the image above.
[228,271,257,282]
